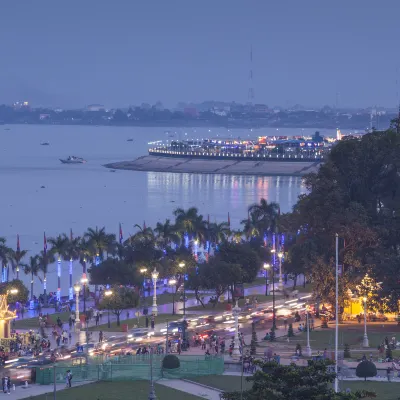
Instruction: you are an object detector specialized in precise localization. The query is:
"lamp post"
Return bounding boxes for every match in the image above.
[105,289,113,329]
[263,263,270,296]
[80,275,88,316]
[232,300,241,360]
[362,296,369,347]
[148,346,157,400]
[179,262,187,350]
[277,251,283,290]
[306,305,312,356]
[73,283,81,331]
[151,268,159,316]
[168,279,177,315]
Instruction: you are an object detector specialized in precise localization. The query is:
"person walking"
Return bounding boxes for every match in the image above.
[66,370,73,388]
[99,331,103,343]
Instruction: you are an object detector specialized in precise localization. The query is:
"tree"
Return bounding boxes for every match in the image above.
[356,360,377,381]
[0,279,29,304]
[89,258,139,286]
[37,250,55,304]
[98,286,139,326]
[84,227,116,260]
[8,247,28,280]
[23,255,41,300]
[0,238,11,282]
[250,322,258,355]
[154,219,181,249]
[222,359,374,399]
[247,198,280,237]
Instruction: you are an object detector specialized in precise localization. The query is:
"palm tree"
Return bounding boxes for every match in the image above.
[128,225,155,244]
[208,222,230,244]
[24,255,41,300]
[173,207,201,236]
[65,235,81,300]
[0,237,11,282]
[48,234,68,301]
[248,198,280,237]
[241,212,261,239]
[8,247,28,280]
[78,238,94,274]
[230,229,244,244]
[84,227,116,261]
[154,219,181,249]
[37,250,55,305]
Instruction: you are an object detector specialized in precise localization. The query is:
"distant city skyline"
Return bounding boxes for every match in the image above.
[1,0,400,108]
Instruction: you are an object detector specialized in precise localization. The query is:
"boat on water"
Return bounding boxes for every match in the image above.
[60,156,87,164]
[127,139,134,142]
[41,142,50,146]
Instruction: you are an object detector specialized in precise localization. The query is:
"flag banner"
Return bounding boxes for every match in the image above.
[119,223,123,244]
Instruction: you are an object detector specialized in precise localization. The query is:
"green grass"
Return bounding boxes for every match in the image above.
[341,381,400,400]
[271,324,400,357]
[190,375,253,392]
[29,381,202,400]
[140,292,193,307]
[191,376,400,400]
[244,277,266,288]
[88,314,186,332]
[186,294,282,312]
[14,312,71,330]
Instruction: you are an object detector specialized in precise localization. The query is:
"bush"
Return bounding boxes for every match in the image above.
[344,343,351,358]
[287,323,294,337]
[356,360,377,381]
[162,354,180,369]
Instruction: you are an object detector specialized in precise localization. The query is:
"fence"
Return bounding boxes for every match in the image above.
[35,355,224,385]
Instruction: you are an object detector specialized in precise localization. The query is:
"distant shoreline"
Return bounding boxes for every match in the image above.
[104,155,321,177]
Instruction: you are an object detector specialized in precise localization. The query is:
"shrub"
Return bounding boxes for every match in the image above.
[162,354,180,369]
[344,343,351,358]
[356,360,377,381]
[287,323,294,337]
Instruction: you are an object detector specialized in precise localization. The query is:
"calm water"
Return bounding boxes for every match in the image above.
[0,124,334,294]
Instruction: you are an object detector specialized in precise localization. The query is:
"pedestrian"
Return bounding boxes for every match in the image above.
[6,376,11,394]
[2,376,5,393]
[284,319,288,331]
[387,366,392,382]
[151,314,155,330]
[99,331,103,343]
[95,314,99,326]
[126,311,130,320]
[145,316,149,328]
[56,335,61,347]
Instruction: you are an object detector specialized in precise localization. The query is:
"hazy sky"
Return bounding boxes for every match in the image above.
[1,0,400,108]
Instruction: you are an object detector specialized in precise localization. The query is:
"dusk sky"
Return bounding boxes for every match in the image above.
[1,0,400,108]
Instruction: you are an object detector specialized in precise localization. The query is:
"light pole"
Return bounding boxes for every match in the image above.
[306,305,312,356]
[148,346,157,400]
[263,263,270,296]
[277,251,283,290]
[105,289,113,329]
[232,300,241,360]
[362,296,369,347]
[151,268,159,316]
[168,279,177,315]
[179,262,187,350]
[73,283,81,331]
[80,275,88,317]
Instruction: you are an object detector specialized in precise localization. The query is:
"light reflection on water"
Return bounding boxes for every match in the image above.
[0,124,308,295]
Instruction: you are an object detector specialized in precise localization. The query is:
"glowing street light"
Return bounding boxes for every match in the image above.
[263,263,270,296]
[277,251,284,290]
[73,283,81,330]
[151,268,159,316]
[362,296,369,347]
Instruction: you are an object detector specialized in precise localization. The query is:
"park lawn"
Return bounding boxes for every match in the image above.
[186,294,281,312]
[88,314,186,332]
[273,324,400,355]
[29,381,202,400]
[14,312,71,330]
[341,381,400,400]
[244,277,266,288]
[190,375,253,392]
[140,292,193,307]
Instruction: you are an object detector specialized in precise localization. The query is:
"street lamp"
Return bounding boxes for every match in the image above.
[168,279,177,314]
[73,283,81,331]
[80,275,88,315]
[232,301,241,360]
[105,289,113,329]
[179,262,187,350]
[362,296,369,347]
[8,289,18,295]
[263,263,270,296]
[151,268,159,316]
[277,251,284,290]
[305,305,312,356]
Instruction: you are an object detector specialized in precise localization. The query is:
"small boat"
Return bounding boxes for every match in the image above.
[41,142,50,146]
[60,156,87,164]
[127,139,134,142]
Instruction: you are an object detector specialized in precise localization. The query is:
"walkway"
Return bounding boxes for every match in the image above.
[158,379,222,400]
